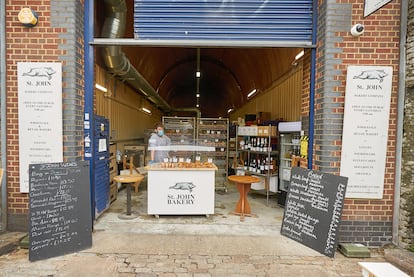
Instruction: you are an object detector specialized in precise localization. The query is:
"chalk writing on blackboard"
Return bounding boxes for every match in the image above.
[281,167,348,257]
[29,161,91,261]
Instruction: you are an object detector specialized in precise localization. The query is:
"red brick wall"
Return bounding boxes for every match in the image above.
[336,1,399,224]
[313,0,400,245]
[5,2,66,223]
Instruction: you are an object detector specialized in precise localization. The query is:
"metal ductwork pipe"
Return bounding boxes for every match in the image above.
[101,0,171,112]
[172,107,201,119]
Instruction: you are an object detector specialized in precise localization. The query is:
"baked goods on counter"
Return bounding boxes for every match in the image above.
[150,161,215,169]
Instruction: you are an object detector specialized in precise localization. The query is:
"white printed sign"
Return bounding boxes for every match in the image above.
[340,66,392,199]
[147,169,215,215]
[364,0,392,17]
[18,62,63,192]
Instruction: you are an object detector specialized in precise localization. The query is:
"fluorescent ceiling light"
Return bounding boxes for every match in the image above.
[295,50,304,61]
[247,88,257,98]
[95,83,107,93]
[141,107,151,114]
[196,71,201,78]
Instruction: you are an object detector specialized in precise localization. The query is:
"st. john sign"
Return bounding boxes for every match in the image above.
[17,62,63,192]
[340,66,393,199]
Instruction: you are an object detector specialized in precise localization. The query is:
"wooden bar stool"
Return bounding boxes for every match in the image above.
[114,154,144,220]
[122,155,141,193]
[113,174,144,219]
[228,175,260,222]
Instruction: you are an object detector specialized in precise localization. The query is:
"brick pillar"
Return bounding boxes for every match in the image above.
[315,0,400,247]
[5,0,85,231]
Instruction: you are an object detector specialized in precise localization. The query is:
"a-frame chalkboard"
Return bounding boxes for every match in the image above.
[29,161,92,261]
[281,167,348,257]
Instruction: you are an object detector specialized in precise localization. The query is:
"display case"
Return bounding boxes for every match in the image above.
[234,125,279,203]
[162,116,196,160]
[278,121,302,205]
[197,118,229,192]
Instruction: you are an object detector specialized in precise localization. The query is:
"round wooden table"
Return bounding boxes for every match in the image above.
[113,174,144,219]
[228,175,260,221]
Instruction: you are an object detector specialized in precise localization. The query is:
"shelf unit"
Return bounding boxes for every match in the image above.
[235,125,279,203]
[197,118,229,192]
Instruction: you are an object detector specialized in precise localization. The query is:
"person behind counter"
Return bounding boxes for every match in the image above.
[148,122,171,164]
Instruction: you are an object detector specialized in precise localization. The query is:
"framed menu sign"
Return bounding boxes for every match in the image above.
[340,66,392,199]
[281,167,348,257]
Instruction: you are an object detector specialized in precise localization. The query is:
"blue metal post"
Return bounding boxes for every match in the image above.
[84,0,95,222]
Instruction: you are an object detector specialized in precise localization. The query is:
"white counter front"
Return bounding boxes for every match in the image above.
[147,166,217,215]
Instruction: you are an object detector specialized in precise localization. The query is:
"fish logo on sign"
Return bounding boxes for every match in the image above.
[22,67,56,80]
[353,70,388,83]
[169,182,196,193]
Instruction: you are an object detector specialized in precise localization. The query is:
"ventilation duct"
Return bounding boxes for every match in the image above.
[101,0,171,112]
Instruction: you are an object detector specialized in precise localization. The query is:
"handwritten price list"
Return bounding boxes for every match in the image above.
[281,167,348,257]
[29,161,91,261]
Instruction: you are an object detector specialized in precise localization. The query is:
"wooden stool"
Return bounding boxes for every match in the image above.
[122,155,141,193]
[228,175,260,222]
[113,174,144,219]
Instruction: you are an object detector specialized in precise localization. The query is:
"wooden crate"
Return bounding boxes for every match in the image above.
[109,143,117,159]
[109,158,117,173]
[110,182,117,203]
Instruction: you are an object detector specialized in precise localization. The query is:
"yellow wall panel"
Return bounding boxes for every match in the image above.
[95,66,162,148]
[231,68,303,123]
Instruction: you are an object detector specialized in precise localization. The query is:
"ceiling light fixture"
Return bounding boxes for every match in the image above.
[141,107,152,114]
[95,83,107,93]
[247,88,257,99]
[295,50,305,61]
[195,48,201,109]
[227,108,234,114]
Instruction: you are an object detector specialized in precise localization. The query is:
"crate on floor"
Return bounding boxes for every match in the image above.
[110,182,117,203]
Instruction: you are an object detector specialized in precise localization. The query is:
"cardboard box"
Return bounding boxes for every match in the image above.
[238,126,258,136]
[251,176,278,192]
[257,126,277,137]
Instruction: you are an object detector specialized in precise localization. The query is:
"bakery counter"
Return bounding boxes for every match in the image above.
[147,163,217,216]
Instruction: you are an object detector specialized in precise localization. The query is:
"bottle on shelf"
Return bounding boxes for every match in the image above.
[265,157,270,173]
[270,157,275,174]
[260,158,265,174]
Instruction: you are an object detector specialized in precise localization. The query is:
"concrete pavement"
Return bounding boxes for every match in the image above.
[0,231,388,277]
[0,186,412,276]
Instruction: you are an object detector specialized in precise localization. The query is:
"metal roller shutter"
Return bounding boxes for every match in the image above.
[134,0,313,46]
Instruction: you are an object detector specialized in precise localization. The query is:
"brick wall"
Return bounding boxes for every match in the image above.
[5,1,84,231]
[315,0,400,246]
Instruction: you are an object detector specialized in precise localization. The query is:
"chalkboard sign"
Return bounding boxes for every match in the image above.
[281,167,348,257]
[29,161,92,261]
